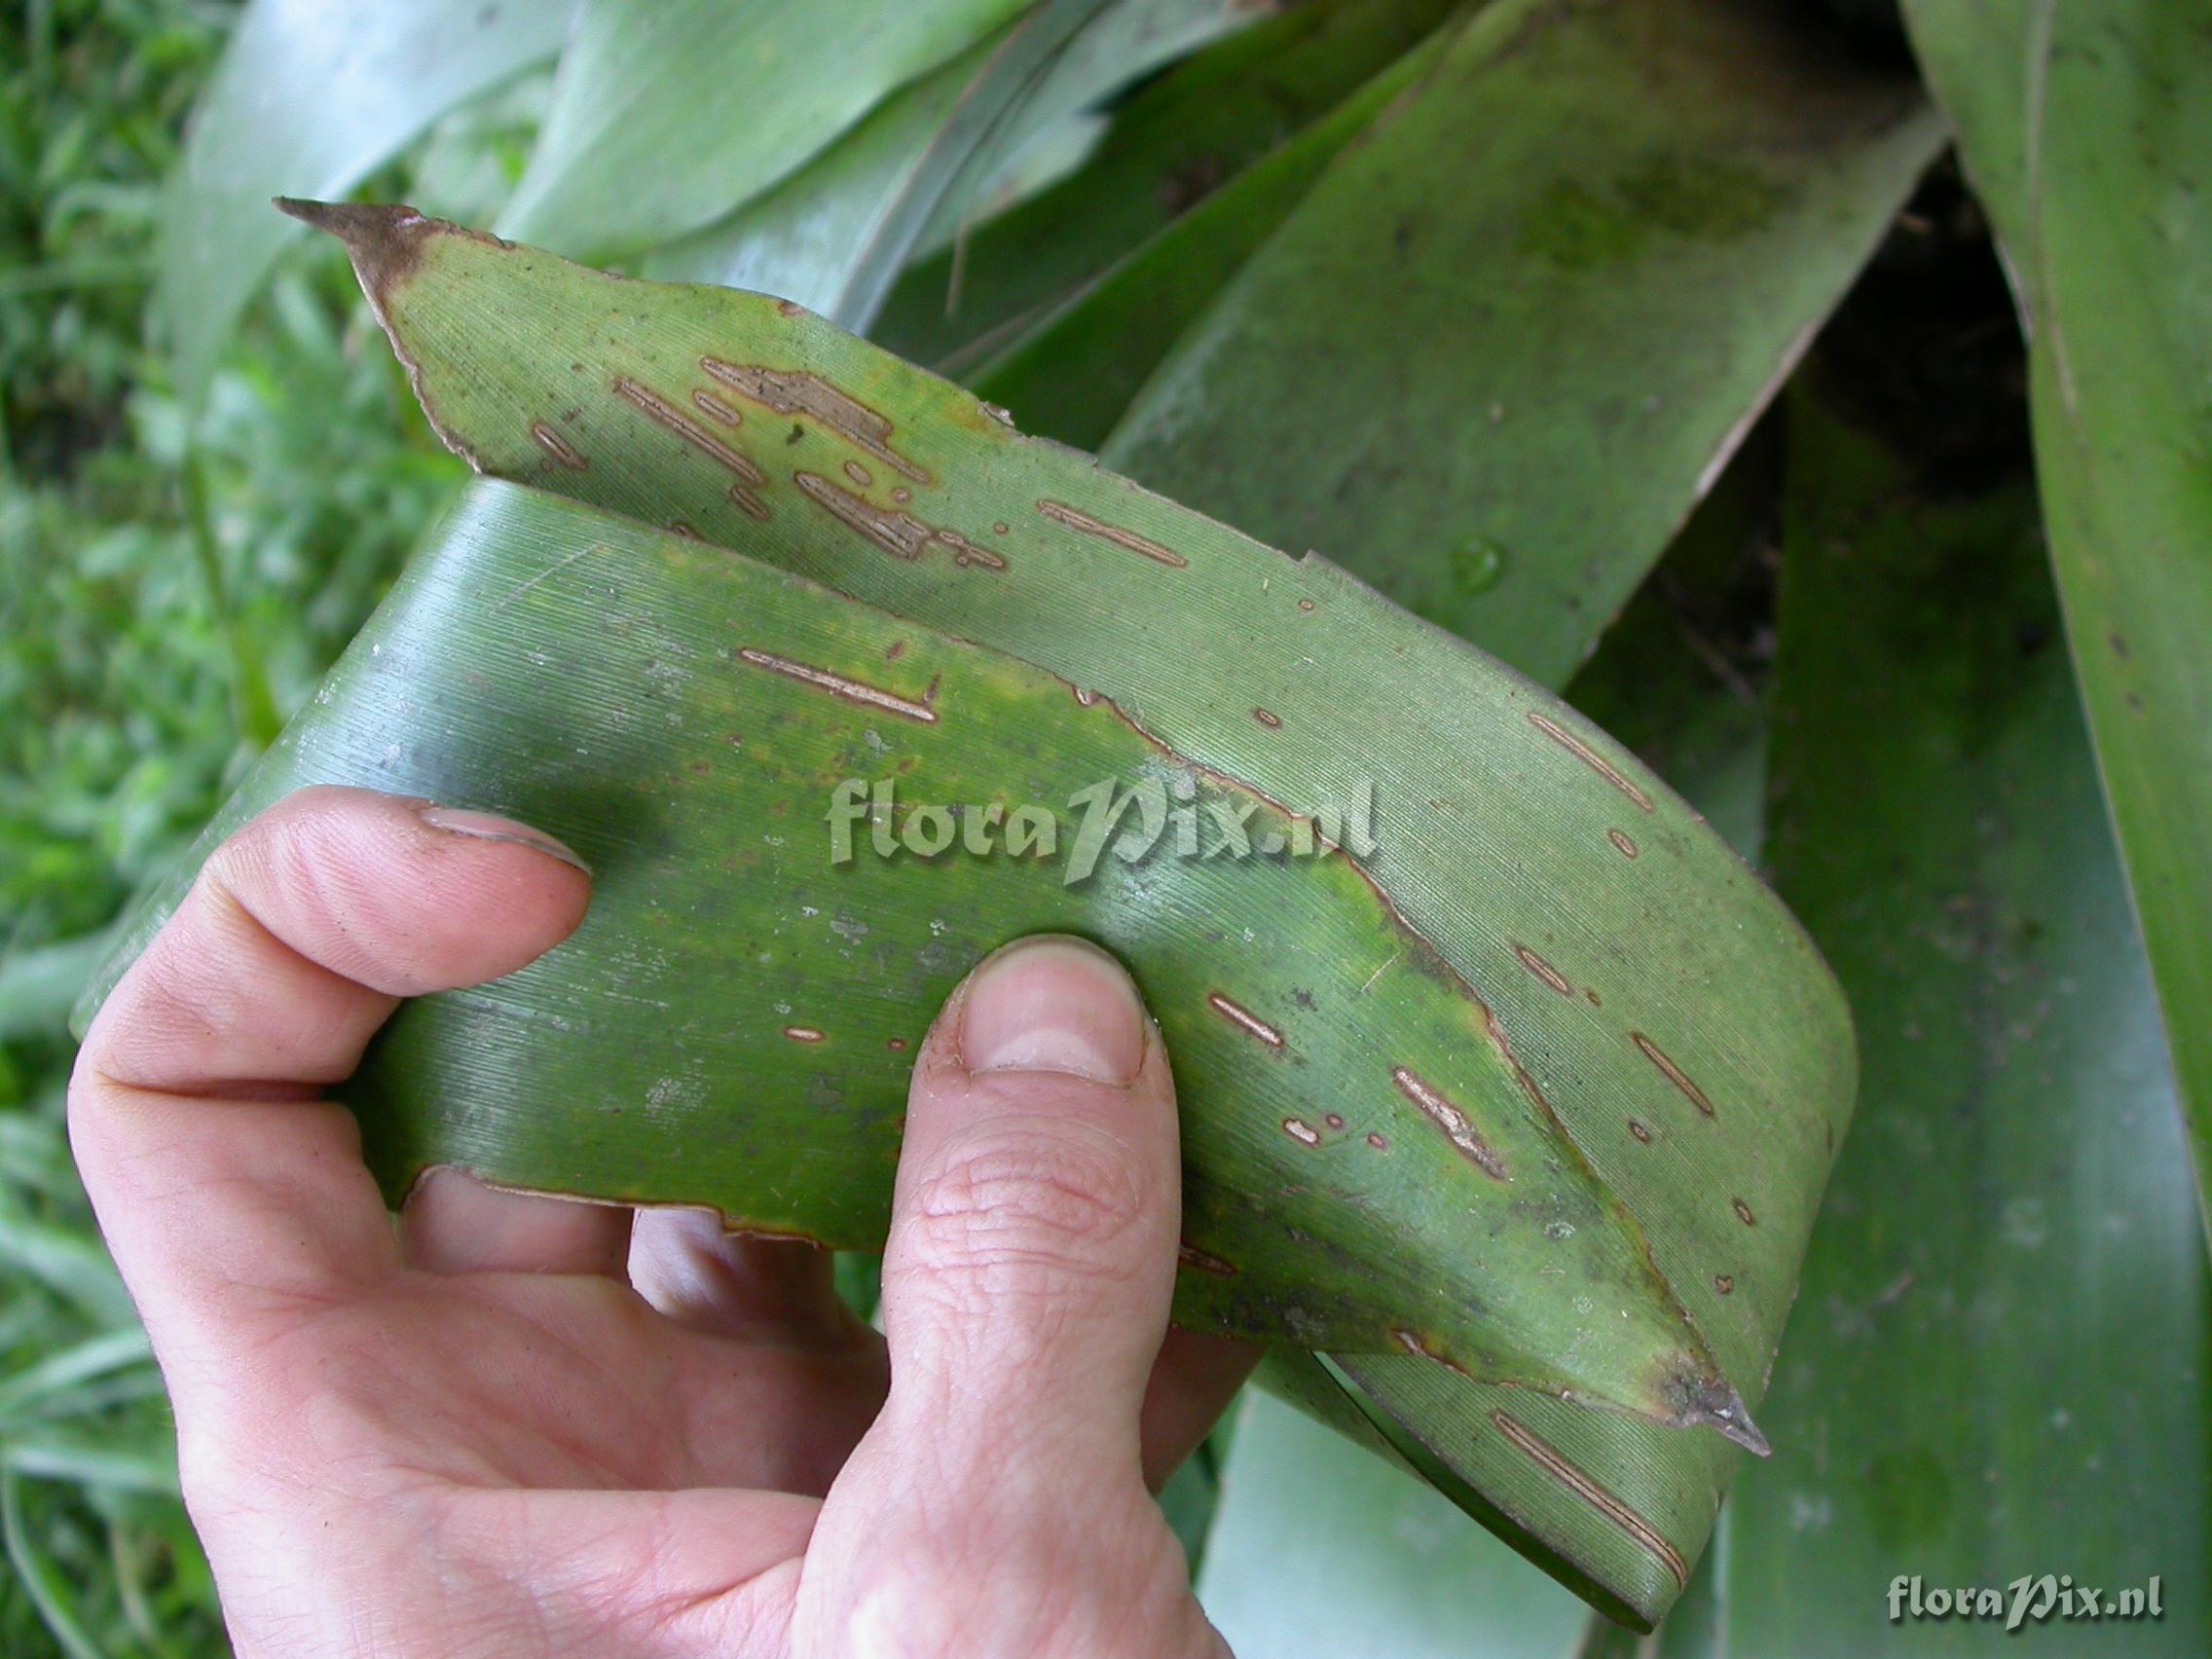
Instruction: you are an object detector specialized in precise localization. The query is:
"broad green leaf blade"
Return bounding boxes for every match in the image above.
[1711,381,2212,1651]
[495,0,1035,261]
[91,476,1754,1439]
[644,0,1256,330]
[158,0,571,402]
[1196,1391,1588,1658]
[962,18,1453,452]
[1902,0,2212,1242]
[871,0,1462,374]
[171,203,1860,1621]
[1099,0,1943,683]
[1244,467,1787,1631]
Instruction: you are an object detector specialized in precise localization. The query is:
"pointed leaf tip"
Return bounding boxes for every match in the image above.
[274,199,441,298]
[1687,1380,1771,1457]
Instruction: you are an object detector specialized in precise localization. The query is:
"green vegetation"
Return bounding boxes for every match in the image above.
[6,0,2209,1652]
[3,6,465,1650]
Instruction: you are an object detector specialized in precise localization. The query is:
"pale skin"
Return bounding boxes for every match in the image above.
[68,786,1258,1656]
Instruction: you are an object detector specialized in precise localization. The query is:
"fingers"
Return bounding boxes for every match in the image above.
[403,1167,631,1277]
[875,935,1179,1485]
[1140,1329,1262,1490]
[627,1206,860,1345]
[70,786,591,1368]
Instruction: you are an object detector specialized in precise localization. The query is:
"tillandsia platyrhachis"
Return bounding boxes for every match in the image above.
[84,202,1857,1629]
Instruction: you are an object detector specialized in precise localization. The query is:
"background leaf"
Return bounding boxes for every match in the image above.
[158,0,571,401]
[872,0,1460,374]
[1902,0,2212,1244]
[495,0,1035,260]
[958,9,1455,451]
[645,0,1260,328]
[1196,1391,1587,1657]
[1692,361,2212,1651]
[1097,0,1941,684]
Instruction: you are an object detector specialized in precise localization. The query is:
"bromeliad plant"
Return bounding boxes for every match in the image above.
[56,0,2212,1650]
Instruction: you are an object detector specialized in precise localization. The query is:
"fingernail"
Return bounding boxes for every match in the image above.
[417,805,591,874]
[959,936,1148,1085]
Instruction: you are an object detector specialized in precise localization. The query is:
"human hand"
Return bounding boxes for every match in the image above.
[70,786,1255,1656]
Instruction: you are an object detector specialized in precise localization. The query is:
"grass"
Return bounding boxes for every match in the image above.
[2,2,481,1649]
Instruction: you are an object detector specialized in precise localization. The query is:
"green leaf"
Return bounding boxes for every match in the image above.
[1901,0,2212,1244]
[1196,1390,1588,1657]
[644,0,1257,329]
[495,0,1035,261]
[872,0,1462,374]
[961,14,1453,452]
[159,0,571,402]
[1696,374,2212,1651]
[2,1470,104,1659]
[1098,0,1943,683]
[85,203,1859,1625]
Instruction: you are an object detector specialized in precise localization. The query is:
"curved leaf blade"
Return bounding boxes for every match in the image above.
[97,474,1763,1442]
[174,203,1859,1622]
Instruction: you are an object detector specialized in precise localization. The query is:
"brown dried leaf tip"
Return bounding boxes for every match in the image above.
[1669,1373,1771,1457]
[275,198,449,300]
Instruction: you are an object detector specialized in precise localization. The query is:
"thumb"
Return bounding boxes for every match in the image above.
[794,938,1230,1659]
[880,933,1178,1485]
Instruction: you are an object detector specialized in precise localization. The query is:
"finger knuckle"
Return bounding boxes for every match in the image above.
[903,1123,1151,1283]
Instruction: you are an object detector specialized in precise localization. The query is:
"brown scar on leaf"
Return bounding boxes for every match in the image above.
[1633,1032,1714,1117]
[1282,1118,1322,1146]
[1512,943,1573,997]
[691,388,743,426]
[700,357,928,482]
[1490,1410,1691,1587]
[842,460,872,487]
[1037,499,1191,568]
[1177,1243,1238,1277]
[1252,707,1283,729]
[530,421,587,469]
[934,529,1007,571]
[1526,710,1655,812]
[729,484,771,521]
[1732,1198,1756,1226]
[737,648,940,724]
[1391,1067,1508,1180]
[1207,991,1284,1048]
[793,470,933,559]
[783,1026,826,1043]
[1608,828,1640,859]
[611,376,766,486]
[792,471,1002,571]
[1393,1328,1475,1378]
